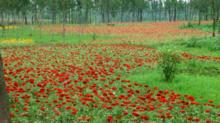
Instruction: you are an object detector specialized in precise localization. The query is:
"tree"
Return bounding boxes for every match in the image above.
[0,53,10,123]
[191,0,209,25]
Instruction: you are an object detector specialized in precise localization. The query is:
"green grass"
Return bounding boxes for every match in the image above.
[126,69,220,104]
[145,36,220,57]
[181,21,220,34]
[181,23,213,32]
[123,32,220,104]
[0,25,117,47]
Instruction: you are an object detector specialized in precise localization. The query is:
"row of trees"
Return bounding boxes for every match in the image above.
[0,0,220,35]
[0,0,219,24]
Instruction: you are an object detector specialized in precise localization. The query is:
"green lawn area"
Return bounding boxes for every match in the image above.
[0,25,117,47]
[123,23,220,104]
[126,69,220,104]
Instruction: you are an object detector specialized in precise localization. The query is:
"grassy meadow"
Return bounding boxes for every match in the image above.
[1,21,220,122]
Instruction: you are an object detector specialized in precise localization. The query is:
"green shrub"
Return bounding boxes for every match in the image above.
[158,50,180,82]
[209,44,220,51]
[185,37,201,48]
[218,21,220,33]
[92,33,97,41]
[186,59,201,74]
[186,22,193,28]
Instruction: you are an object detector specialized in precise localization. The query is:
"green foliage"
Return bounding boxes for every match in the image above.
[209,41,220,51]
[0,26,117,47]
[181,23,213,32]
[185,60,220,76]
[92,33,97,41]
[186,22,193,28]
[158,50,180,82]
[218,21,220,33]
[185,37,201,48]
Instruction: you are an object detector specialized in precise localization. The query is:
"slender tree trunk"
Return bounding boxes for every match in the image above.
[185,6,188,21]
[85,6,89,24]
[212,0,216,37]
[107,11,110,23]
[106,0,110,23]
[198,11,202,25]
[159,8,162,21]
[1,12,4,24]
[7,13,10,24]
[101,8,105,23]
[217,11,219,21]
[132,10,135,22]
[173,6,177,21]
[62,11,66,39]
[0,53,10,123]
[168,8,172,22]
[138,9,143,22]
[205,12,208,21]
[120,8,124,22]
[22,11,28,25]
[51,5,57,24]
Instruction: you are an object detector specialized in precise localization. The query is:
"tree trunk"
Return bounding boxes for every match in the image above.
[198,11,202,25]
[212,0,216,37]
[85,6,89,24]
[101,8,105,23]
[168,8,172,22]
[173,6,177,21]
[205,13,208,21]
[132,10,135,22]
[0,53,10,123]
[62,11,66,39]
[217,11,219,21]
[120,8,124,22]
[107,11,110,23]
[184,5,188,21]
[22,11,28,25]
[51,6,57,24]
[138,9,143,22]
[106,0,110,23]
[0,12,4,24]
[159,6,162,21]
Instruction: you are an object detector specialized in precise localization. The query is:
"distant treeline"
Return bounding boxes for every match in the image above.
[0,0,220,36]
[0,0,219,24]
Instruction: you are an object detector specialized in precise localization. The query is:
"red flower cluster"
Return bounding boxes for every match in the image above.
[2,44,220,122]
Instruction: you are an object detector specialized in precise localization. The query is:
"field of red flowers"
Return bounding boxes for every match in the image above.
[43,21,209,43]
[2,44,220,122]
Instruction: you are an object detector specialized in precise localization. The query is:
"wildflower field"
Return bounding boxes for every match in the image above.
[1,21,220,123]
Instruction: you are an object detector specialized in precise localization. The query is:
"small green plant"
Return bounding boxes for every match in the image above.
[187,22,193,28]
[158,50,180,82]
[218,21,220,33]
[210,45,220,51]
[185,37,200,48]
[92,33,97,41]
[186,59,201,74]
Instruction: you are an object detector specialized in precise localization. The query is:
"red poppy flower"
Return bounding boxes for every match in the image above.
[107,115,113,122]
[132,111,139,117]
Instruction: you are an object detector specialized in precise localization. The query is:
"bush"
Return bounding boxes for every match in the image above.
[158,50,180,82]
[185,37,201,48]
[186,22,193,28]
[210,45,220,51]
[218,21,220,33]
[92,33,97,41]
[209,39,220,51]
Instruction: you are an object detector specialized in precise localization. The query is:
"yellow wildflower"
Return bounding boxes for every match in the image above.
[0,26,17,30]
[0,39,33,44]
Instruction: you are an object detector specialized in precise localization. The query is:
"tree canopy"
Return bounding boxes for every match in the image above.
[0,0,219,24]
